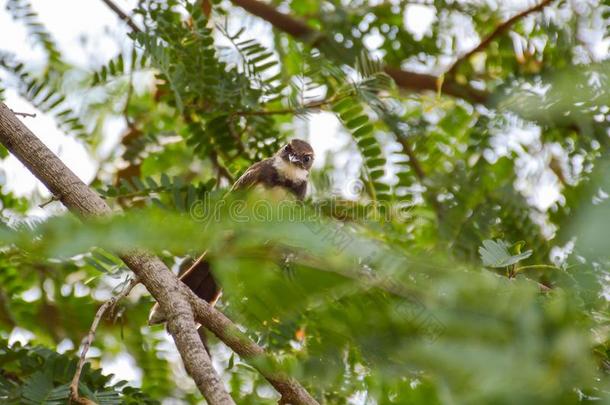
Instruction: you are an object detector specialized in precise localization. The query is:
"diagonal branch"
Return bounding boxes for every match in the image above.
[394,134,444,221]
[0,103,234,405]
[187,290,319,405]
[231,0,318,42]
[100,0,142,33]
[0,103,319,404]
[382,66,487,103]
[446,0,555,76]
[395,135,425,182]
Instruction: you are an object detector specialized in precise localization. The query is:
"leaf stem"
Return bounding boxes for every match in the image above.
[515,264,559,272]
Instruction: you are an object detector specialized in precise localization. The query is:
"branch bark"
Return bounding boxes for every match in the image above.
[0,103,234,405]
[230,0,488,104]
[446,0,555,76]
[187,290,319,405]
[0,102,319,404]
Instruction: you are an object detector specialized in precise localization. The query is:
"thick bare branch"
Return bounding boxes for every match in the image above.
[0,103,234,405]
[446,0,555,76]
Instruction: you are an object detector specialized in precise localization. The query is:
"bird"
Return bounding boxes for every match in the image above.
[148,139,315,324]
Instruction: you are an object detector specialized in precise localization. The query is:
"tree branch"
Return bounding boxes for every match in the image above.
[70,278,139,405]
[446,0,555,76]
[99,0,142,33]
[232,94,341,117]
[0,103,234,405]
[230,0,488,104]
[395,133,444,221]
[186,290,320,405]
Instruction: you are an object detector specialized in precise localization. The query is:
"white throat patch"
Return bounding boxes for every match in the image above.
[273,156,309,182]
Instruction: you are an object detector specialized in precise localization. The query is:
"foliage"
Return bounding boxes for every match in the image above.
[0,0,609,403]
[0,340,158,404]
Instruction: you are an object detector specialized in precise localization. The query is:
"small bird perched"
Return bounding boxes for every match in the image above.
[149,139,314,324]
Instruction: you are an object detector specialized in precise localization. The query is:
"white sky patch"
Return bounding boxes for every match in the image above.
[28,0,133,67]
[56,338,75,354]
[363,32,385,52]
[8,327,35,346]
[448,12,480,55]
[101,352,143,386]
[527,176,561,211]
[490,125,540,158]
[21,286,41,303]
[403,4,436,40]
[306,112,342,170]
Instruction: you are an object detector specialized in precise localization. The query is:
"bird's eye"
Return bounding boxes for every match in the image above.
[303,156,311,163]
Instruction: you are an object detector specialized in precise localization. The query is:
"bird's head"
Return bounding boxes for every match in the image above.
[277,139,314,171]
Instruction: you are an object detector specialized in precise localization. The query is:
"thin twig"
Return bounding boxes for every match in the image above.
[69,278,139,405]
[10,110,36,118]
[123,58,135,129]
[233,99,329,117]
[39,195,59,208]
[232,93,346,118]
[99,0,142,33]
[391,126,444,221]
[446,0,555,76]
[394,135,426,182]
[210,151,235,183]
[516,264,559,272]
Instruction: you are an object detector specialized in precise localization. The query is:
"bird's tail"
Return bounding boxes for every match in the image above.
[148,252,221,325]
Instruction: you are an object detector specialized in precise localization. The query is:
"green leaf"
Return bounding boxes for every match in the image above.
[478,239,533,268]
[346,115,368,129]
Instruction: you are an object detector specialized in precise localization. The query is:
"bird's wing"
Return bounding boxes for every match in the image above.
[230,160,266,192]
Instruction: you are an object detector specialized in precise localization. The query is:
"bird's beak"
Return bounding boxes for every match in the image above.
[289,154,300,164]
